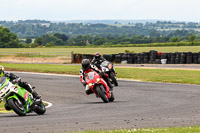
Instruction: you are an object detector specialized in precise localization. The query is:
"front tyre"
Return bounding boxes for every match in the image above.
[34,101,46,115]
[8,98,26,116]
[110,72,118,86]
[96,85,109,103]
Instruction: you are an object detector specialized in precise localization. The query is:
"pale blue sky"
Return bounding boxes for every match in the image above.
[0,0,199,22]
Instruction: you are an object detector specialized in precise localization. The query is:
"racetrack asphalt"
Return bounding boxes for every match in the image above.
[0,72,200,133]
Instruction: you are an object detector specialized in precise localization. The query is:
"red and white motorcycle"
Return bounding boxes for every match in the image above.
[85,71,114,103]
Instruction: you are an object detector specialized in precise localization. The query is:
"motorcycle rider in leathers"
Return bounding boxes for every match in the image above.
[0,65,40,99]
[91,52,106,69]
[80,59,113,95]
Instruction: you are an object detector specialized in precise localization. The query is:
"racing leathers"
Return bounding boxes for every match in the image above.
[80,64,113,95]
[4,72,40,99]
[91,56,106,69]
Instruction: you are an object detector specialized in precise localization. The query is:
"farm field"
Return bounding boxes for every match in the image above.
[0,46,200,55]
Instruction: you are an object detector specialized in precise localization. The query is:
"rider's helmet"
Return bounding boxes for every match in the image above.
[81,59,90,71]
[94,52,101,60]
[0,65,4,77]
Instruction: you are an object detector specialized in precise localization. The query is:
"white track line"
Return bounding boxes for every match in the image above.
[43,101,53,108]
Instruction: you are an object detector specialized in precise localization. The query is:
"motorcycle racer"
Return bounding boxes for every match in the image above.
[0,65,40,99]
[80,59,113,95]
[91,52,106,69]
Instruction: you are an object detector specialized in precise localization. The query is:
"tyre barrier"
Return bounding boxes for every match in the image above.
[72,51,200,64]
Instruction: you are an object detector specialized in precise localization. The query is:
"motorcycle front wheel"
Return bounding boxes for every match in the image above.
[8,98,26,116]
[96,85,109,103]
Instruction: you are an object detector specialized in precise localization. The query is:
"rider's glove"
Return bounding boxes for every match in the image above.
[83,82,87,86]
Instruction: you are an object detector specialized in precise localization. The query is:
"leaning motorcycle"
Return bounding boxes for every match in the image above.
[85,71,114,103]
[100,61,118,86]
[0,77,46,116]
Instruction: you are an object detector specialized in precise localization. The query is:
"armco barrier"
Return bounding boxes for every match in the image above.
[72,51,200,64]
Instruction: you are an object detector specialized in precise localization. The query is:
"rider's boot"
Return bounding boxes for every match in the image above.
[85,85,93,95]
[32,89,41,99]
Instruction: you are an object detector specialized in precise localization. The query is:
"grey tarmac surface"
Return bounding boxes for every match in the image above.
[0,72,200,133]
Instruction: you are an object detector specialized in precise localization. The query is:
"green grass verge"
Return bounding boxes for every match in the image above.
[1,63,200,85]
[0,46,200,55]
[69,126,200,133]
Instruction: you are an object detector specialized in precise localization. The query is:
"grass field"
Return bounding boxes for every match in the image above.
[1,63,200,85]
[0,46,200,55]
[70,126,200,133]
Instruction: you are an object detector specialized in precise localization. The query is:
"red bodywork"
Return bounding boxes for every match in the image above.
[85,71,111,98]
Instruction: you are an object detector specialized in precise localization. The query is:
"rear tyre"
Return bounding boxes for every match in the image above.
[34,101,46,115]
[8,98,26,116]
[96,85,109,103]
[110,72,118,86]
[109,91,115,102]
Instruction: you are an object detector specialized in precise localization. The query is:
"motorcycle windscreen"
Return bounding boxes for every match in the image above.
[87,72,95,80]
[0,77,6,88]
[101,61,109,67]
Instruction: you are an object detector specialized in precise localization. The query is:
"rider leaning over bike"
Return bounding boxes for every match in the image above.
[80,59,113,95]
[91,52,106,69]
[0,65,40,99]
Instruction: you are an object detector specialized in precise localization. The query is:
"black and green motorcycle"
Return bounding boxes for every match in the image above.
[0,77,46,116]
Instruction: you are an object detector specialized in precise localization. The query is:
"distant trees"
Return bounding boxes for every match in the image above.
[169,37,180,42]
[34,33,69,46]
[189,35,196,44]
[0,26,23,48]
[0,20,198,39]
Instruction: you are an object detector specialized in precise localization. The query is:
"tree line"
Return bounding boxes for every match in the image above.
[0,20,200,48]
[0,20,199,38]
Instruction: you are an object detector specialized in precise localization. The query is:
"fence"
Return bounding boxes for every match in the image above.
[0,51,73,64]
[72,50,200,64]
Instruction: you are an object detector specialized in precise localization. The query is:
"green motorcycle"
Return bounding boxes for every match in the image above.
[0,77,46,116]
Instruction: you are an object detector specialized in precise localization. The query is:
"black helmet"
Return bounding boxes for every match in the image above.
[81,59,90,71]
[94,52,101,60]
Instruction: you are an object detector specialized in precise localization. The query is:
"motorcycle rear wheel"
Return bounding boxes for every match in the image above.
[34,101,46,115]
[8,98,26,116]
[109,91,115,102]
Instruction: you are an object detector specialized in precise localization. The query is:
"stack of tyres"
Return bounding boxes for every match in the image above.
[198,53,200,64]
[143,52,149,64]
[161,53,168,64]
[115,54,122,63]
[111,54,117,63]
[180,53,186,64]
[84,54,93,61]
[175,52,181,64]
[170,53,176,64]
[149,50,158,64]
[121,54,128,63]
[127,53,135,64]
[186,52,193,64]
[156,53,161,64]
[133,54,138,64]
[137,53,144,64]
[193,53,198,64]
[103,54,113,62]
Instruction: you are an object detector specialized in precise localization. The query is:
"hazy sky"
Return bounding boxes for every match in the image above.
[0,0,199,22]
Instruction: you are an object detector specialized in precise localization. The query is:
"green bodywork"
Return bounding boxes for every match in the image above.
[0,77,34,113]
